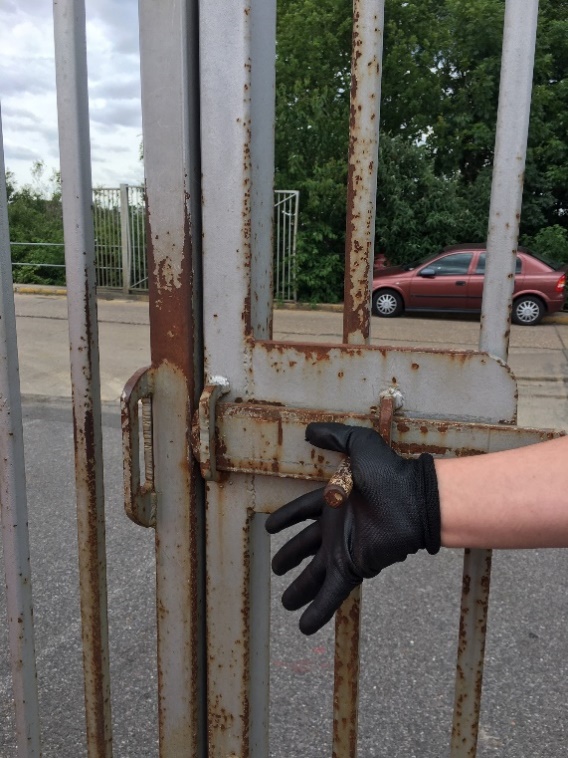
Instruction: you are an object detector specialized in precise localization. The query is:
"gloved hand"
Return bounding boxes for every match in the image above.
[265,422,441,635]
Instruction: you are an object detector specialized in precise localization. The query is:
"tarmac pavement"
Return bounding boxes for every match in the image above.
[13,289,568,431]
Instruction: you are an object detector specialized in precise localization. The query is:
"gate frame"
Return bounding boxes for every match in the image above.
[122,0,553,756]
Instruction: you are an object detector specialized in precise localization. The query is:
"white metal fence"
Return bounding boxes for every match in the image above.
[274,189,299,302]
[92,186,298,298]
[92,185,147,292]
[10,186,298,298]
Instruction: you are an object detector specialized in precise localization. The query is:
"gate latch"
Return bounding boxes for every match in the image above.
[195,377,231,481]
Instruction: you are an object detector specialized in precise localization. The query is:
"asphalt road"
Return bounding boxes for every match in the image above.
[1,292,568,756]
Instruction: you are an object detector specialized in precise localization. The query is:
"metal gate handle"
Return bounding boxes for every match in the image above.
[121,366,156,527]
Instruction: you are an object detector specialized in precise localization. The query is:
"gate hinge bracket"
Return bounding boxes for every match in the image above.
[196,377,231,481]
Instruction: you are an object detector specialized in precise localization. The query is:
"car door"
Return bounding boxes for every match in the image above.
[467,253,523,311]
[408,251,474,310]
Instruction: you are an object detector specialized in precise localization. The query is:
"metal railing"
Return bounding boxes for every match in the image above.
[10,186,298,298]
[92,185,147,292]
[274,189,299,302]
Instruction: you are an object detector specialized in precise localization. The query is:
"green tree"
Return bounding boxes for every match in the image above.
[375,135,485,264]
[276,0,568,301]
[425,0,568,241]
[7,162,65,285]
[523,0,568,236]
[523,225,568,264]
[275,0,352,300]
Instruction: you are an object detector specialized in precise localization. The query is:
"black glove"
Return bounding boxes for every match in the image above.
[265,422,441,635]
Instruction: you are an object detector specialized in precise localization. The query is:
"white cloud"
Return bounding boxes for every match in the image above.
[0,0,143,190]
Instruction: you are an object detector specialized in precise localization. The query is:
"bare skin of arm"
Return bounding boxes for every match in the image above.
[436,435,568,549]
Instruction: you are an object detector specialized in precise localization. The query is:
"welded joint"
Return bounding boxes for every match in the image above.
[198,378,231,481]
[121,366,157,528]
[379,386,404,411]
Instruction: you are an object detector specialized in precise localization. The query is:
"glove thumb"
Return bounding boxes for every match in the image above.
[305,422,355,453]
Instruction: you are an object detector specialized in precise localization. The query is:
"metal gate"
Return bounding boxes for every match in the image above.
[274,189,299,302]
[92,185,147,293]
[0,0,565,756]
[92,186,297,299]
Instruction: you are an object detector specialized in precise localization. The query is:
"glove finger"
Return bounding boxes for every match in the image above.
[299,569,361,636]
[305,422,354,453]
[271,521,321,576]
[265,487,324,534]
[281,552,326,612]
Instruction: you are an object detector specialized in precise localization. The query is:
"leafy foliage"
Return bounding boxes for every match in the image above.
[7,162,65,285]
[524,225,568,264]
[276,0,568,301]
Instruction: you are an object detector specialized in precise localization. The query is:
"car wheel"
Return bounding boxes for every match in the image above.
[512,295,545,326]
[372,289,404,318]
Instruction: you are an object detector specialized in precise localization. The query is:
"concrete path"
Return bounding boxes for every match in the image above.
[13,291,568,430]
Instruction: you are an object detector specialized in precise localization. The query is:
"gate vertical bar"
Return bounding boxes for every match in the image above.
[138,0,206,754]
[53,2,113,756]
[334,2,384,756]
[0,106,42,758]
[120,184,131,295]
[292,190,299,302]
[479,0,540,356]
[342,0,384,346]
[451,1,539,755]
[200,0,275,753]
[275,194,282,299]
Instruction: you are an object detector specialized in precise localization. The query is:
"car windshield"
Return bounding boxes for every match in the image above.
[402,253,438,271]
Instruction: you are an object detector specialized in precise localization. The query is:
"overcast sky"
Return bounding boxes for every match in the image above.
[0,0,144,192]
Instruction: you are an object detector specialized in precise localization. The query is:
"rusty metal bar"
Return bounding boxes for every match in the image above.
[252,341,518,424]
[451,550,493,757]
[343,0,384,344]
[199,0,276,753]
[480,0,540,358]
[452,3,540,754]
[138,0,206,754]
[336,3,385,739]
[250,0,277,340]
[52,3,113,756]
[0,105,42,758]
[331,396,392,757]
[333,593,361,758]
[191,401,560,498]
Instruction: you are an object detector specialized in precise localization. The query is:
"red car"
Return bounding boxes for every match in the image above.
[372,244,567,325]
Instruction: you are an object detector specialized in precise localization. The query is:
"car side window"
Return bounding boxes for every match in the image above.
[475,254,522,274]
[427,253,473,276]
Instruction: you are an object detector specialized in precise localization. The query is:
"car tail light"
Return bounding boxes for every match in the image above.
[556,273,566,292]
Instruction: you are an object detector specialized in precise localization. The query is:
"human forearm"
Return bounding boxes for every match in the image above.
[436,435,568,549]
[267,424,568,635]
